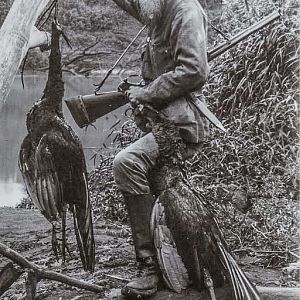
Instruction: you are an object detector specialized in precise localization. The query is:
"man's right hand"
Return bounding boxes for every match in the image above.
[125,86,145,108]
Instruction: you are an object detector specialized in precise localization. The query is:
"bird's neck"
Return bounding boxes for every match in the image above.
[157,159,183,189]
[43,22,64,104]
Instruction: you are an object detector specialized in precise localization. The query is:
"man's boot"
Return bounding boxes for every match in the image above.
[121,194,160,299]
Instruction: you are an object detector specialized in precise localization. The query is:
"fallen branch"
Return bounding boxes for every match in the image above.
[0,242,103,298]
[103,274,130,282]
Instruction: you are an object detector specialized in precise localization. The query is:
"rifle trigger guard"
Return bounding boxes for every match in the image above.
[118,75,146,93]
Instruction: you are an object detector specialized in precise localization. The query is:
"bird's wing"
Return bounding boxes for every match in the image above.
[195,200,261,300]
[37,130,95,272]
[19,135,60,219]
[34,134,63,221]
[19,135,41,211]
[151,200,190,293]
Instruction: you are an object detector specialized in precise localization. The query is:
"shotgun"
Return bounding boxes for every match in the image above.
[65,10,280,128]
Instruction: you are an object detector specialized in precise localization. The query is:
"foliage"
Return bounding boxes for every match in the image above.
[0,1,10,25]
[16,196,36,210]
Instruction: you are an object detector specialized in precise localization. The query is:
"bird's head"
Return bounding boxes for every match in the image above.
[138,104,186,164]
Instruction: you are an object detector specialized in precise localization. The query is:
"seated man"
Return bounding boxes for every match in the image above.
[112,0,210,298]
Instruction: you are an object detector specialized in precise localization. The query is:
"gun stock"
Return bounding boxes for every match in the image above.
[65,91,127,128]
[65,10,280,128]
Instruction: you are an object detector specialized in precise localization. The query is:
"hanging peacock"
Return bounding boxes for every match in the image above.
[19,20,95,272]
[140,104,262,300]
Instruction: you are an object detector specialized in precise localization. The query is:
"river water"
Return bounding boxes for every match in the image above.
[0,74,126,207]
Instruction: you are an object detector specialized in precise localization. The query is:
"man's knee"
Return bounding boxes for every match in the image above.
[113,148,150,194]
[113,134,159,194]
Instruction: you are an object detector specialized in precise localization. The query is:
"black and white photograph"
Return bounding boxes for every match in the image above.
[0,0,299,299]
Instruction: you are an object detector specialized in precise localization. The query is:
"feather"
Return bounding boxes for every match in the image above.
[152,200,189,293]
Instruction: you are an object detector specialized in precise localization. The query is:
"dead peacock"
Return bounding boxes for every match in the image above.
[19,21,95,272]
[141,104,261,300]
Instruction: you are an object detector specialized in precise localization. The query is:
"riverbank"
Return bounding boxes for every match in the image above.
[0,73,128,208]
[0,207,295,300]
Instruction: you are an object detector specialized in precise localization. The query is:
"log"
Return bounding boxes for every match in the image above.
[258,286,300,300]
[108,286,300,300]
[0,262,23,296]
[0,0,50,107]
[0,242,103,295]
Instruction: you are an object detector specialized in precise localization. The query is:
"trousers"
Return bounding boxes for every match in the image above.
[113,132,201,195]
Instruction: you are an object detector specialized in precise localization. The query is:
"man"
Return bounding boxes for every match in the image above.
[112,0,210,298]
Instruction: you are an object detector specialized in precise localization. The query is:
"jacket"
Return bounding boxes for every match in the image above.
[113,0,210,143]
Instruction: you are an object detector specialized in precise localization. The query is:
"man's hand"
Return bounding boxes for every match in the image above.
[125,86,146,108]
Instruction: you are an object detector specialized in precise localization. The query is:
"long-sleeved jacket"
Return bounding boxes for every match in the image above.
[113,0,210,143]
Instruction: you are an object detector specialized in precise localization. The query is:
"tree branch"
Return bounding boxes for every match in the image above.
[0,242,103,295]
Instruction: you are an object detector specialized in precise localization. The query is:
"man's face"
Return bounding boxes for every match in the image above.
[137,0,162,25]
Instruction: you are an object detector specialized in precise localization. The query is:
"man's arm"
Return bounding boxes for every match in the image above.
[130,7,209,105]
[111,0,142,22]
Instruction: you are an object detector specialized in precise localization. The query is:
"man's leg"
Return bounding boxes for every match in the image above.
[113,132,159,196]
[113,133,160,298]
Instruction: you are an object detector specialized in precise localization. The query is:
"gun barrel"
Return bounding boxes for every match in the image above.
[208,10,280,61]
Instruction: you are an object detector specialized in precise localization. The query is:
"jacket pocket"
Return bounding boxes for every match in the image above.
[152,44,174,76]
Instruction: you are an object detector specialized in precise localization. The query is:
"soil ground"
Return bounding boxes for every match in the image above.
[0,207,286,300]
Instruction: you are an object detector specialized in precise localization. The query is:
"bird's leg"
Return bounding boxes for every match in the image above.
[61,205,73,259]
[65,241,73,259]
[193,247,217,300]
[203,268,217,300]
[61,205,67,265]
[51,222,60,261]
